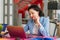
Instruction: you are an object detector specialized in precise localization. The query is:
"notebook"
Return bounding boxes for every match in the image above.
[7,26,26,38]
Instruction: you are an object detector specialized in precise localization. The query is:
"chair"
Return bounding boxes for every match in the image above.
[50,20,57,37]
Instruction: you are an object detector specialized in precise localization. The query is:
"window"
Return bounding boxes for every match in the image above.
[3,0,13,25]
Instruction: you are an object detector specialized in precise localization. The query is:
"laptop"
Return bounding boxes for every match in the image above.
[7,26,26,38]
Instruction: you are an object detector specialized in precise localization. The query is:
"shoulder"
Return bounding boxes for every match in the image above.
[40,16,49,23]
[40,16,49,20]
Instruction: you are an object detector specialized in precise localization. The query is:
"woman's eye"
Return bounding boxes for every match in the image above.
[29,12,34,15]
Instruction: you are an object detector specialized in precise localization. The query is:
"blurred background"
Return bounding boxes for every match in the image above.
[0,0,60,38]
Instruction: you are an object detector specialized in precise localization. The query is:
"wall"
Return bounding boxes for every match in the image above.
[0,0,3,24]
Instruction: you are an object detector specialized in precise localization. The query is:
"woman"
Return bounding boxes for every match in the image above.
[24,4,50,36]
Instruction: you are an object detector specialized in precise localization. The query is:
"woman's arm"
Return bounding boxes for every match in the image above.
[24,20,31,32]
[24,23,29,32]
[39,17,50,36]
[39,23,50,36]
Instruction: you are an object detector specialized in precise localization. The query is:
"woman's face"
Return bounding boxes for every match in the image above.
[28,8,39,20]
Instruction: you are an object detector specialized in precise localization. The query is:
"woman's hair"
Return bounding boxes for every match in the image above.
[28,4,44,17]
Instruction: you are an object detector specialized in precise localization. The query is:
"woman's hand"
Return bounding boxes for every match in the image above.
[35,17,41,27]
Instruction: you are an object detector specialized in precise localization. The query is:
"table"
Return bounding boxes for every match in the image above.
[0,38,15,40]
[0,32,57,40]
[57,38,60,40]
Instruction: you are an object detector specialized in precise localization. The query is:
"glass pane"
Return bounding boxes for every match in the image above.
[9,6,13,15]
[9,16,13,25]
[5,6,7,15]
[56,10,60,21]
[5,0,7,4]
[10,0,13,4]
[5,16,7,24]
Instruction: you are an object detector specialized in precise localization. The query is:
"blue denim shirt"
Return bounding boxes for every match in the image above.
[24,17,50,36]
